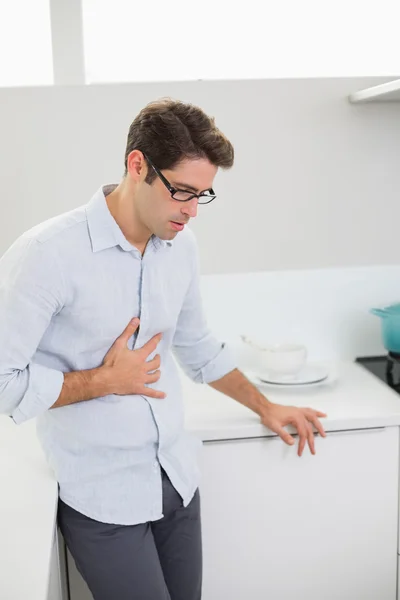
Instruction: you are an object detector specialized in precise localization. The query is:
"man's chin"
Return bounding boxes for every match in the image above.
[156,229,178,241]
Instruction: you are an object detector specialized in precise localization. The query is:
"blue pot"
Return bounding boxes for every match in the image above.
[371,303,400,353]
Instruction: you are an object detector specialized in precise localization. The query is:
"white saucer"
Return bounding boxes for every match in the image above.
[246,365,330,388]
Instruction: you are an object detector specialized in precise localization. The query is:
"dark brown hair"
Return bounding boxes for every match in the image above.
[124,98,234,183]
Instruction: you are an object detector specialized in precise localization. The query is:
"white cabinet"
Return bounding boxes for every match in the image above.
[199,427,399,600]
[47,529,67,600]
[64,426,400,600]
[349,79,400,103]
[398,556,400,600]
[67,547,93,600]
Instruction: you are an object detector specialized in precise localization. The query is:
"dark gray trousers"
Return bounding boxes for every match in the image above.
[57,469,202,600]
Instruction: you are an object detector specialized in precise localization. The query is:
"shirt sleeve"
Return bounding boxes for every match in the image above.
[172,235,237,384]
[0,236,65,424]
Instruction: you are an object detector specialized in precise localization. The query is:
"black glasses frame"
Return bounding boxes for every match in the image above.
[143,153,216,204]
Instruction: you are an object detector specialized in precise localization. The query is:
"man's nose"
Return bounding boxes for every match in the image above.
[181,197,198,219]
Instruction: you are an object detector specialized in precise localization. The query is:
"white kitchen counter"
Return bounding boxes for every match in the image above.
[183,361,400,440]
[2,360,400,600]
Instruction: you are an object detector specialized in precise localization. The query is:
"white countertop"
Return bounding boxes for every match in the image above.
[2,360,400,600]
[183,361,400,441]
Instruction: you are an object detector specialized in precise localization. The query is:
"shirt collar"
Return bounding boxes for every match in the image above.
[85,185,172,253]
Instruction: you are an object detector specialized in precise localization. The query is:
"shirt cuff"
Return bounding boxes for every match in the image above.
[199,343,238,384]
[12,363,65,425]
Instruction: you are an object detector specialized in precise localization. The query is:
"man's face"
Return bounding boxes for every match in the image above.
[141,158,218,241]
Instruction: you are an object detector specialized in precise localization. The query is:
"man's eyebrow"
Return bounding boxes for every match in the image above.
[171,181,200,193]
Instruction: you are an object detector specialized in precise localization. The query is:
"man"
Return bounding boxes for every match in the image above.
[0,98,326,600]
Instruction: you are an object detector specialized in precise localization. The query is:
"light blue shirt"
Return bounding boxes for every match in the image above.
[0,185,236,525]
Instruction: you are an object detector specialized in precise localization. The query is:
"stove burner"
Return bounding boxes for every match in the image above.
[356,354,400,395]
[386,352,400,388]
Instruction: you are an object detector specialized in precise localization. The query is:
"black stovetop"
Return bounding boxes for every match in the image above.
[356,354,400,394]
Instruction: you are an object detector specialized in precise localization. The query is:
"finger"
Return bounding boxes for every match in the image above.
[304,408,327,418]
[140,386,166,399]
[274,426,295,447]
[308,415,327,438]
[118,318,140,344]
[315,410,328,418]
[146,354,161,372]
[306,422,316,455]
[140,333,163,357]
[296,421,308,457]
[145,370,161,384]
[298,433,307,457]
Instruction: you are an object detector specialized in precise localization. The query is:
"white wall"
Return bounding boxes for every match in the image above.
[201,265,400,363]
[0,76,399,275]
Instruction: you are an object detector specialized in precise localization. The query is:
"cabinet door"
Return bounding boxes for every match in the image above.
[47,529,65,600]
[66,548,93,600]
[199,427,399,600]
[398,555,400,600]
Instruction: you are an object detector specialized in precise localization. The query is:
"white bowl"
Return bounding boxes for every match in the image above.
[259,344,307,378]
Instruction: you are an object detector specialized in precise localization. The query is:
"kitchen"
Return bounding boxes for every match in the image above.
[2,14,400,598]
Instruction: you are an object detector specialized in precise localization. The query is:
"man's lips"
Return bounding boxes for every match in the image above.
[170,221,187,231]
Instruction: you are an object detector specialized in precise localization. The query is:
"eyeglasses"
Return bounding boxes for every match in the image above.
[143,153,217,204]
